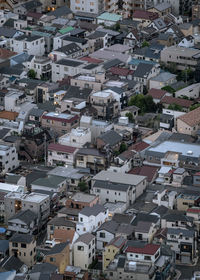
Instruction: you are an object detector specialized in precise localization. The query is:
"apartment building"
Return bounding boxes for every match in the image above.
[59,127,92,148]
[9,233,36,267]
[41,112,79,136]
[23,56,52,80]
[70,72,106,91]
[48,143,78,166]
[70,0,104,14]
[4,192,50,226]
[0,144,19,175]
[10,35,45,56]
[161,46,200,70]
[66,192,99,209]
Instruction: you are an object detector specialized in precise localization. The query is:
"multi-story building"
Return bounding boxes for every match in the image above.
[23,56,52,80]
[66,192,99,209]
[161,46,200,70]
[70,0,104,14]
[177,107,200,136]
[0,144,19,176]
[48,143,78,166]
[41,112,79,136]
[73,233,96,270]
[70,72,106,92]
[4,192,50,226]
[9,233,36,267]
[58,127,92,148]
[10,35,45,56]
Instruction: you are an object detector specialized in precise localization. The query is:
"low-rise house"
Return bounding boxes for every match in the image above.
[177,106,200,136]
[177,193,200,211]
[73,233,95,270]
[23,56,52,80]
[149,72,177,89]
[70,72,106,92]
[132,10,158,27]
[193,172,200,187]
[161,210,194,229]
[66,192,99,210]
[178,35,195,48]
[175,83,200,99]
[148,88,168,104]
[31,175,67,197]
[41,112,79,136]
[76,204,108,235]
[45,242,70,273]
[97,12,122,27]
[187,207,200,234]
[47,216,76,240]
[7,209,37,235]
[49,43,83,61]
[48,143,78,166]
[159,113,174,130]
[9,233,36,267]
[91,171,147,207]
[133,63,160,89]
[13,0,42,15]
[172,167,188,187]
[166,228,197,264]
[10,35,45,56]
[58,127,92,148]
[97,130,122,151]
[0,143,19,175]
[152,189,177,209]
[161,96,193,112]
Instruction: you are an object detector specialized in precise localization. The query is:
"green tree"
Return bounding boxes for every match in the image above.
[128,94,157,114]
[28,69,36,79]
[125,112,134,123]
[168,103,183,111]
[142,41,149,48]
[161,85,175,94]
[78,181,88,192]
[119,142,127,154]
[115,22,120,31]
[190,104,200,111]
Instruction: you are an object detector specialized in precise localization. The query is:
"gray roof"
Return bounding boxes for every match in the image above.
[31,263,57,274]
[0,128,10,139]
[97,220,119,234]
[134,63,154,78]
[167,228,194,237]
[151,71,176,82]
[133,221,152,233]
[47,216,76,228]
[0,240,9,253]
[32,175,66,189]
[5,174,22,184]
[8,209,37,225]
[163,210,194,223]
[88,30,106,39]
[48,6,72,17]
[22,0,42,10]
[112,213,134,224]
[0,27,18,38]
[29,108,45,117]
[132,213,159,226]
[98,130,122,146]
[55,43,82,55]
[80,204,106,217]
[56,59,83,67]
[77,148,103,157]
[75,233,95,245]
[62,35,87,44]
[46,242,69,255]
[103,58,122,70]
[0,256,24,272]
[9,233,33,244]
[93,180,130,192]
[0,64,24,76]
[16,35,42,42]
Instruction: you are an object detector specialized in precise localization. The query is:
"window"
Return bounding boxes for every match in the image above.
[144,256,151,260]
[12,242,18,247]
[21,243,26,248]
[100,232,105,238]
[78,246,84,251]
[50,257,55,262]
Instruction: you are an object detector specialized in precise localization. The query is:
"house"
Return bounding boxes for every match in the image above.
[7,209,38,235]
[0,240,9,259]
[10,35,45,56]
[48,143,78,166]
[0,256,27,274]
[31,175,67,197]
[149,71,177,90]
[148,88,168,104]
[58,127,92,148]
[159,113,174,130]
[14,0,42,15]
[161,96,193,112]
[161,210,194,229]
[178,35,195,48]
[23,56,52,80]
[4,192,50,226]
[157,33,174,47]
[172,168,188,187]
[148,3,172,17]
[47,216,76,240]
[166,228,197,264]
[133,10,158,27]
[0,144,19,175]
[73,233,95,270]
[97,130,122,151]
[70,72,106,92]
[66,192,99,210]
[187,207,200,234]
[103,236,126,271]
[91,171,147,206]
[97,13,122,27]
[177,193,200,211]
[193,172,200,187]
[9,233,36,267]
[153,189,177,210]
[76,204,108,235]
[49,43,83,61]
[64,266,88,280]
[41,112,79,136]
[128,165,158,184]
[175,83,200,99]
[177,106,200,136]
[45,242,70,273]
[133,63,160,89]
[75,148,107,173]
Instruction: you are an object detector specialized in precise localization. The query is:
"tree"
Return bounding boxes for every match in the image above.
[119,142,127,154]
[161,85,175,94]
[168,103,183,111]
[114,22,120,31]
[28,69,36,79]
[125,112,134,123]
[190,104,200,111]
[78,181,88,192]
[128,94,157,114]
[142,41,149,48]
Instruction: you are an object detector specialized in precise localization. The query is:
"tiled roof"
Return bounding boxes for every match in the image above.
[0,111,18,120]
[48,143,77,154]
[148,88,167,99]
[109,67,133,76]
[187,207,200,213]
[125,243,160,255]
[80,56,103,64]
[129,141,149,152]
[128,165,158,182]
[0,48,16,59]
[177,106,200,126]
[75,233,95,245]
[133,10,158,20]
[161,96,193,108]
[54,228,75,243]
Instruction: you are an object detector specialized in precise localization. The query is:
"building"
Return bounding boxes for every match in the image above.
[175,83,200,99]
[45,242,70,273]
[76,204,108,235]
[9,233,36,267]
[10,35,45,56]
[177,193,200,211]
[97,13,122,27]
[47,216,76,240]
[4,192,50,226]
[161,46,200,70]
[58,127,92,148]
[48,143,78,166]
[23,56,52,80]
[149,72,177,90]
[66,192,99,209]
[70,0,104,14]
[70,72,106,92]
[0,144,19,175]
[41,112,79,136]
[177,106,200,136]
[91,171,147,206]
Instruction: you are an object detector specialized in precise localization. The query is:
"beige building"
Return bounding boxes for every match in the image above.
[9,233,36,267]
[70,72,106,92]
[177,106,200,136]
[161,46,200,70]
[177,193,200,211]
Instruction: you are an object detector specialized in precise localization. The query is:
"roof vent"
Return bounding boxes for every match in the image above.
[187,150,193,155]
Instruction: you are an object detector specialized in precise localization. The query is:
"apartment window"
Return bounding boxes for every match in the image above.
[21,243,26,248]
[24,253,26,256]
[80,217,83,222]
[12,242,18,247]
[78,246,84,251]
[50,257,55,262]
[144,256,151,260]
[100,232,105,238]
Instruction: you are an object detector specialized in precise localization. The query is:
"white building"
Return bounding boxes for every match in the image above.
[73,233,96,270]
[23,56,52,80]
[48,143,78,166]
[0,144,19,175]
[152,189,177,209]
[76,204,108,235]
[10,35,45,56]
[70,0,104,14]
[58,127,92,148]
[175,83,200,99]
